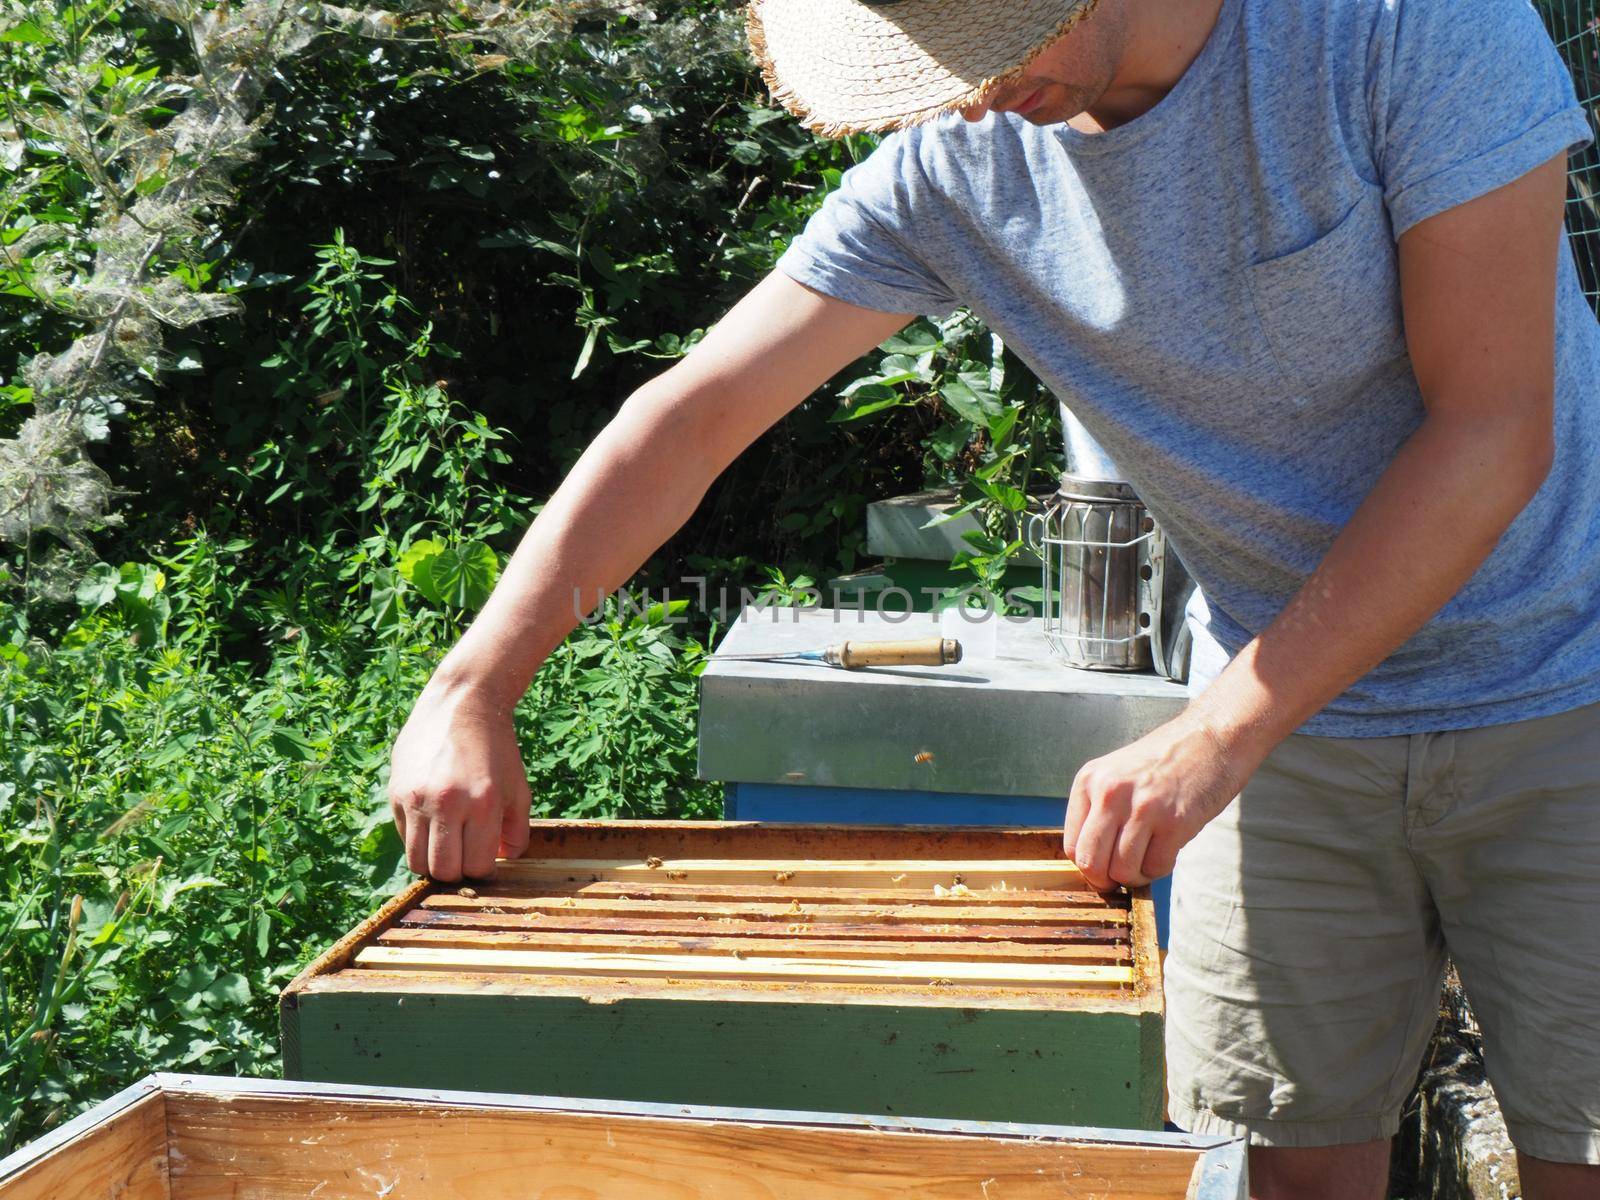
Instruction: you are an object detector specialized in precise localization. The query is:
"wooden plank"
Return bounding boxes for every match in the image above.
[0,1089,168,1200]
[1130,891,1164,1004]
[514,820,1070,864]
[162,1092,1198,1200]
[497,857,1090,889]
[375,926,1132,963]
[470,878,1123,909]
[400,906,1131,945]
[149,1070,1235,1143]
[421,893,1128,927]
[280,990,1161,1130]
[353,944,1136,987]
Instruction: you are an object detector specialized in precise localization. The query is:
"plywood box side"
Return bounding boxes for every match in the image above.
[159,1091,1202,1200]
[0,1088,169,1200]
[1,1074,1238,1200]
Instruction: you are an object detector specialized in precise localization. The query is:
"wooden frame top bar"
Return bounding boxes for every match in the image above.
[515,820,1076,860]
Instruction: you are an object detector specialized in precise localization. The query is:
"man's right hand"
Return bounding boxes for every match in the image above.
[389,672,533,881]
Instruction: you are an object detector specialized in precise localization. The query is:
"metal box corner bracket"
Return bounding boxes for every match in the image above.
[282,821,1166,1134]
[697,607,1187,798]
[0,1073,1246,1199]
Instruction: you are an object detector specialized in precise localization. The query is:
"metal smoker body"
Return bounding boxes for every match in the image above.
[1030,476,1184,677]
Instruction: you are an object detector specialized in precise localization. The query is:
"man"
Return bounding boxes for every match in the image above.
[387,0,1600,1195]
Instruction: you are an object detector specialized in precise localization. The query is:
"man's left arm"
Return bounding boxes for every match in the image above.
[1065,154,1568,890]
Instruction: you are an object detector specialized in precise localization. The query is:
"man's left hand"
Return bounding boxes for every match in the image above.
[1063,715,1257,890]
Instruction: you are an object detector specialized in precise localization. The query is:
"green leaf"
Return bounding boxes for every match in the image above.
[928,422,969,462]
[76,563,119,610]
[0,19,49,43]
[643,599,690,625]
[146,735,198,769]
[972,478,1028,512]
[417,541,500,610]
[572,323,600,379]
[201,972,251,1008]
[366,567,403,630]
[830,385,905,423]
[117,562,163,604]
[270,727,319,762]
[879,326,942,355]
[987,406,1021,447]
[396,538,445,603]
[939,376,1000,425]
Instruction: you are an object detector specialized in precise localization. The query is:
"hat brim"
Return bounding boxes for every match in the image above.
[747,0,1100,138]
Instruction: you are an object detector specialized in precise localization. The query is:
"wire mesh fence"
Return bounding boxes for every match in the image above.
[1538,0,1600,312]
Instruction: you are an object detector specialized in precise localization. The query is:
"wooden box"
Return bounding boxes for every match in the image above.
[282,821,1164,1129]
[0,1074,1242,1199]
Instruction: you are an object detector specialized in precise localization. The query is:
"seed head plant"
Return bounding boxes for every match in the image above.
[0,0,325,575]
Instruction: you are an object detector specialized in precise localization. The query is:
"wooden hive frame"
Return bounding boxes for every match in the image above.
[0,1074,1245,1199]
[282,821,1165,1130]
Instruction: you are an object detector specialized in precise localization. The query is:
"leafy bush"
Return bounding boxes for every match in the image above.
[0,0,1062,1153]
[0,233,715,1150]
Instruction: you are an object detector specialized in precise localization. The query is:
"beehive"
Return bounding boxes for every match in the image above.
[282,821,1164,1129]
[0,1074,1245,1200]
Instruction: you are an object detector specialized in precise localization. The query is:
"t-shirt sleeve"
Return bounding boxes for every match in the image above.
[1366,0,1595,237]
[775,132,962,320]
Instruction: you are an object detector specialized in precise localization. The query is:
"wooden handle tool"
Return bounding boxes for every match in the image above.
[823,638,963,669]
[713,637,963,670]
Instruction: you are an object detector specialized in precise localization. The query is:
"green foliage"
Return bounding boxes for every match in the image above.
[0,240,715,1152]
[835,314,1058,608]
[524,597,712,820]
[0,0,322,551]
[0,0,1061,1156]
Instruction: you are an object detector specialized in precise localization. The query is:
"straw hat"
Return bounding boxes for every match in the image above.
[746,0,1100,138]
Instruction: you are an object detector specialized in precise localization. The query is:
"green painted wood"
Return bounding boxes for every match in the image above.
[279,993,303,1080]
[1139,1008,1166,1128]
[284,990,1161,1130]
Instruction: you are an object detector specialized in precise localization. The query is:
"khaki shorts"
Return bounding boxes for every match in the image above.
[1164,697,1600,1164]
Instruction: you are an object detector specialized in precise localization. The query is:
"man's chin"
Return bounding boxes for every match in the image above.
[1013,104,1076,128]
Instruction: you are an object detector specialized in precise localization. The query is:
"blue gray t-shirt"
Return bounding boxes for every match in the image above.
[776,0,1600,736]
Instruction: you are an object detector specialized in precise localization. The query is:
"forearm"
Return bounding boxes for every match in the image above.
[432,381,726,707]
[1186,406,1553,763]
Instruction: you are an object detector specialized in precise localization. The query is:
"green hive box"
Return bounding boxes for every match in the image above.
[280,821,1164,1129]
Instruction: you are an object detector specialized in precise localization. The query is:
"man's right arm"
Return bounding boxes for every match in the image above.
[389,270,915,880]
